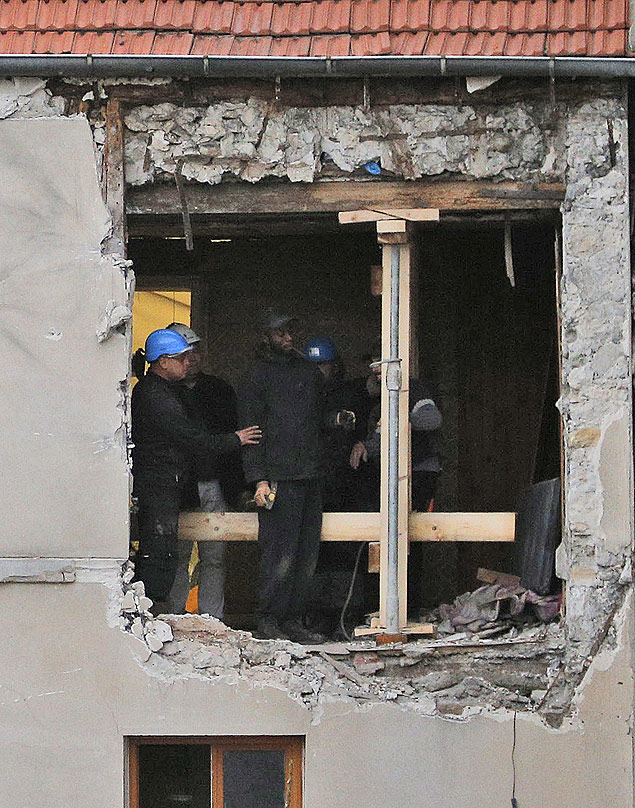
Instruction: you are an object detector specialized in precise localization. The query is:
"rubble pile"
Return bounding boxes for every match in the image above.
[118,576,566,719]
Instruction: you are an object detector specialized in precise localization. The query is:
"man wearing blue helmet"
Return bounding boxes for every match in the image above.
[132,328,261,611]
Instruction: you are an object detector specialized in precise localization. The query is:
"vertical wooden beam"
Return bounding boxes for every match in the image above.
[378,224,413,630]
[103,97,127,256]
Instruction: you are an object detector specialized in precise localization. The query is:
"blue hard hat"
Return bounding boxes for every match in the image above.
[145,329,193,362]
[305,337,337,363]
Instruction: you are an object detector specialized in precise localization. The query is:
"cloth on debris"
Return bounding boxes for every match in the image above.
[434,583,560,635]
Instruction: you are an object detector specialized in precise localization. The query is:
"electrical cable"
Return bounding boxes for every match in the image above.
[339,542,366,641]
[511,710,519,808]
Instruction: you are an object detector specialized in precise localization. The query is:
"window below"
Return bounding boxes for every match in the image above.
[129,736,303,808]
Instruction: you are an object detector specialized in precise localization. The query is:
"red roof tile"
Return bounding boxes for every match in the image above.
[192,2,235,33]
[470,1,509,33]
[391,29,428,53]
[424,30,467,54]
[588,0,627,29]
[75,1,117,30]
[231,2,273,35]
[33,30,77,53]
[191,33,235,53]
[269,34,312,55]
[152,30,194,53]
[351,0,390,33]
[310,0,351,33]
[504,31,546,55]
[0,29,37,53]
[547,30,588,53]
[111,29,155,52]
[154,0,197,30]
[508,0,549,33]
[351,30,392,53]
[0,0,39,31]
[548,0,590,32]
[271,3,314,36]
[36,0,80,32]
[112,1,159,30]
[73,29,116,52]
[391,0,430,34]
[587,26,626,53]
[0,0,627,58]
[464,30,507,55]
[229,34,273,53]
[309,32,350,54]
[429,0,470,32]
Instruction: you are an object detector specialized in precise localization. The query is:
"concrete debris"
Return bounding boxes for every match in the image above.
[118,561,173,653]
[115,605,566,720]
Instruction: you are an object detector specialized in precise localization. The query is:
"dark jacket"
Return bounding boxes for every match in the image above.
[132,371,240,488]
[178,372,245,505]
[364,376,442,471]
[238,350,324,483]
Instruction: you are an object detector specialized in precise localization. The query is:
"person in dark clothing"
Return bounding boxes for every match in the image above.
[132,328,261,610]
[239,311,349,643]
[165,323,246,618]
[304,337,357,511]
[304,337,365,636]
[349,344,443,512]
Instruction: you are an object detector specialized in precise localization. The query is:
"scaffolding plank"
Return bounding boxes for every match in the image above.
[180,511,516,542]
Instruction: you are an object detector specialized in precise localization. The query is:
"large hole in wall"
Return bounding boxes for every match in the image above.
[127,221,561,632]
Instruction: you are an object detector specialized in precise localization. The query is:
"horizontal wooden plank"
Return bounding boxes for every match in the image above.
[338,208,440,224]
[179,511,516,543]
[127,180,564,218]
[354,622,434,637]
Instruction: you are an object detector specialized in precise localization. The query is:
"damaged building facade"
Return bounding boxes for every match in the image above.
[0,2,634,804]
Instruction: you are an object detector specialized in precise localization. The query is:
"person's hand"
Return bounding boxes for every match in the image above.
[236,425,262,446]
[336,409,356,430]
[254,481,271,507]
[349,442,368,470]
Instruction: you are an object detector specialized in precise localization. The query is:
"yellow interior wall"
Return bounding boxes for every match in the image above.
[132,290,192,354]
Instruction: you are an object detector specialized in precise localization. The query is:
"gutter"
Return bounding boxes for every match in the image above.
[0,54,635,79]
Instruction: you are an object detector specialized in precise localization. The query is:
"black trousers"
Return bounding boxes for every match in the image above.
[134,479,184,602]
[258,479,323,623]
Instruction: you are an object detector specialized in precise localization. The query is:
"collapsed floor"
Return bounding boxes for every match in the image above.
[118,562,584,726]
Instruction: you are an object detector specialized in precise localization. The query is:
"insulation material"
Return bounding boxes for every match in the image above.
[0,117,130,557]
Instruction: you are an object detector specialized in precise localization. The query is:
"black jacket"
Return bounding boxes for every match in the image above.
[132,371,240,487]
[238,350,324,483]
[179,372,245,505]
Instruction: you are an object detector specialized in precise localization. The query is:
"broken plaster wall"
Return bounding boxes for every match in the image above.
[0,110,130,558]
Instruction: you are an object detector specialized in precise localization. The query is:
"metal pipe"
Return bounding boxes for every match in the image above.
[2,54,635,79]
[386,244,401,634]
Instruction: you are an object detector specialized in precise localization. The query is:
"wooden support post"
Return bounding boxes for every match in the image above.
[103,97,127,256]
